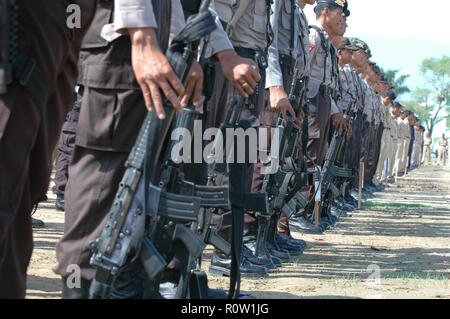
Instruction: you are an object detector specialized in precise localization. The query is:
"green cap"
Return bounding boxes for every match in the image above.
[348,37,372,58]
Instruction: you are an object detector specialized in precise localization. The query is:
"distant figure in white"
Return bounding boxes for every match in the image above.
[438,133,448,166]
[421,132,432,165]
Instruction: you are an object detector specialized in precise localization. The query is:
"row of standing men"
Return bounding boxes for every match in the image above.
[0,0,426,299]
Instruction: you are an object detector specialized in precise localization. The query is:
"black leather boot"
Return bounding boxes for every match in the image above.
[208,251,268,278]
[289,212,323,234]
[32,217,45,228]
[265,216,291,262]
[248,217,281,268]
[277,218,307,248]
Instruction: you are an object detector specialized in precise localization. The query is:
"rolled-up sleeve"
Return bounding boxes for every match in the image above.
[114,0,158,33]
[330,98,339,115]
[265,0,283,89]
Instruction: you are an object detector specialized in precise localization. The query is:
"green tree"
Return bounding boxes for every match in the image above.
[416,55,450,136]
[380,68,411,97]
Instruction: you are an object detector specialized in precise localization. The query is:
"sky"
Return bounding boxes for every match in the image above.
[303,0,450,100]
[303,0,450,45]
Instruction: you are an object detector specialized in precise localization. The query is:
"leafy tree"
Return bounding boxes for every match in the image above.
[407,56,449,136]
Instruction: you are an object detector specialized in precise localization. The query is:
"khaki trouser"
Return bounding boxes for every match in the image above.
[386,138,398,178]
[411,141,422,167]
[438,147,447,165]
[422,145,431,165]
[393,139,404,175]
[400,138,411,172]
[373,129,391,183]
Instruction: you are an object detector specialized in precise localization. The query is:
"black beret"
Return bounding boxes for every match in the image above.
[315,0,350,17]
[383,89,397,101]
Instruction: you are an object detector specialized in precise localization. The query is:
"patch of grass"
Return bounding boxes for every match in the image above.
[329,274,359,288]
[292,258,301,267]
[362,202,427,209]
[382,271,449,282]
[362,201,450,213]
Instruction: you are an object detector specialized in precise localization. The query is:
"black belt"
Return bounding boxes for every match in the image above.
[234,47,268,70]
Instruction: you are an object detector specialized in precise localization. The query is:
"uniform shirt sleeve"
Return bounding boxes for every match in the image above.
[169,0,185,42]
[330,98,339,115]
[114,0,158,33]
[265,0,284,89]
[208,2,234,56]
[306,28,322,97]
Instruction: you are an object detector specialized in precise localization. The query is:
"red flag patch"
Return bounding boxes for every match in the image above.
[309,44,315,53]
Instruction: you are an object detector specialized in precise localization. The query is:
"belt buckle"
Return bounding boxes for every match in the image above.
[255,50,268,69]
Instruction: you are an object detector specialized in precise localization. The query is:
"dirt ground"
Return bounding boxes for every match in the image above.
[27,164,450,299]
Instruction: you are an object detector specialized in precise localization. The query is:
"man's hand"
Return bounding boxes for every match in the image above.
[331,112,348,134]
[181,61,204,107]
[269,86,301,129]
[216,49,261,98]
[129,27,184,119]
[347,120,353,137]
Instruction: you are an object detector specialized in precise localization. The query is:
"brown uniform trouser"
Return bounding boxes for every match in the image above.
[54,145,129,280]
[54,0,171,282]
[0,0,94,298]
[300,88,331,202]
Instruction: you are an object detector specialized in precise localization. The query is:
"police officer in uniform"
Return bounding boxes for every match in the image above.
[345,37,371,200]
[0,0,95,299]
[54,0,256,298]
[245,0,315,264]
[422,131,432,165]
[288,0,350,232]
[386,102,402,180]
[373,89,396,185]
[438,133,448,166]
[207,0,277,278]
[392,106,407,176]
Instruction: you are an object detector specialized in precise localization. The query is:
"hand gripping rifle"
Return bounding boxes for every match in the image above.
[318,101,356,220]
[88,0,217,299]
[253,66,314,261]
[189,94,269,299]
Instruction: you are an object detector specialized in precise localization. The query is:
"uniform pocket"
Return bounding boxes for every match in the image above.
[280,0,292,30]
[252,0,267,34]
[81,1,114,49]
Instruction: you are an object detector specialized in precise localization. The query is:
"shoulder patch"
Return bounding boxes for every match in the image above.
[309,44,315,53]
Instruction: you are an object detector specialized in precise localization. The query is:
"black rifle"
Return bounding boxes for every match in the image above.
[254,66,313,261]
[318,102,356,221]
[190,95,269,299]
[88,1,217,299]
